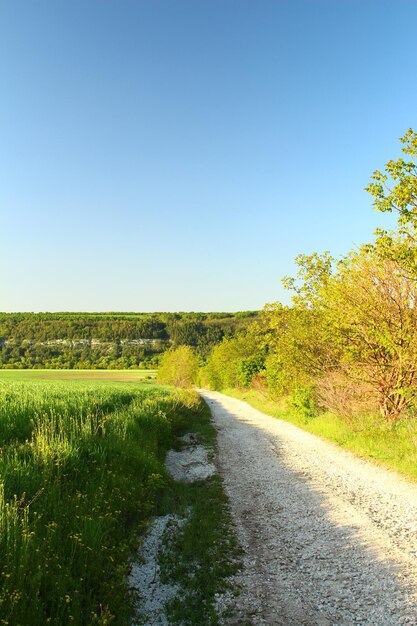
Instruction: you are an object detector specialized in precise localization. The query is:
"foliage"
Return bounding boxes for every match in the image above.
[282,251,335,308]
[290,385,318,422]
[261,303,338,397]
[237,351,266,388]
[202,240,417,422]
[366,128,417,276]
[201,129,417,423]
[203,332,265,390]
[157,345,199,388]
[366,128,417,230]
[0,312,257,370]
[269,237,417,421]
[322,249,417,419]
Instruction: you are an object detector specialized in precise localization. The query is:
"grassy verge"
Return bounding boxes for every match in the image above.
[222,388,417,483]
[0,373,240,625]
[157,396,242,625]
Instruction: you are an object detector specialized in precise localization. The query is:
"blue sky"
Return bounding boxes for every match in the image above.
[2,0,416,312]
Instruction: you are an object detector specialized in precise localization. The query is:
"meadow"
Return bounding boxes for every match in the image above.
[0,369,156,383]
[0,371,239,625]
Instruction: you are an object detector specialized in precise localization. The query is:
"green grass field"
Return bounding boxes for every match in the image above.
[0,369,156,383]
[0,371,239,625]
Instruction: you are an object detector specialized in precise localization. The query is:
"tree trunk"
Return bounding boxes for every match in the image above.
[379,392,407,421]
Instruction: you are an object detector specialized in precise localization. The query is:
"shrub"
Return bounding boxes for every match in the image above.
[157,345,199,388]
[290,385,318,422]
[316,371,378,422]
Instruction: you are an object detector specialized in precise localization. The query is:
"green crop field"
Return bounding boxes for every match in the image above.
[0,371,239,625]
[0,369,156,383]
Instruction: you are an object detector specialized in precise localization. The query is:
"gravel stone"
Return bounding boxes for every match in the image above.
[129,514,186,625]
[199,390,417,626]
[166,445,216,482]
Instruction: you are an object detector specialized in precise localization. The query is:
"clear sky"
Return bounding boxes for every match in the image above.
[2,0,416,312]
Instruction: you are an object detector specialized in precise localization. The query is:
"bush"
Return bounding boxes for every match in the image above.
[316,371,378,422]
[290,385,318,422]
[157,345,199,388]
[203,333,263,390]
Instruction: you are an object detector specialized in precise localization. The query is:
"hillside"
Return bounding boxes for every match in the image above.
[0,311,257,369]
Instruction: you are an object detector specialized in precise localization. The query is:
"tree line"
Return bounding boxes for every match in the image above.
[0,312,257,369]
[161,130,417,423]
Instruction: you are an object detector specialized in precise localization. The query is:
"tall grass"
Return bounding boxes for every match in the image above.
[0,380,197,625]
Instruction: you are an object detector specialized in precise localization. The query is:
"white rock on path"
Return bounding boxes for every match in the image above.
[165,445,216,482]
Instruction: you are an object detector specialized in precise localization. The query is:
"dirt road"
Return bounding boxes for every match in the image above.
[199,390,417,626]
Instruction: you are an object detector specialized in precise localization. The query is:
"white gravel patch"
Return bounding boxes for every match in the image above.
[166,445,216,482]
[129,514,186,626]
[199,389,417,626]
[129,433,217,624]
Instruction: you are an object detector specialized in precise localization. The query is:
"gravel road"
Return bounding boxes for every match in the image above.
[199,390,417,626]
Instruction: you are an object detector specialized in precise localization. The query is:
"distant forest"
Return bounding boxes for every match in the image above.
[0,311,258,369]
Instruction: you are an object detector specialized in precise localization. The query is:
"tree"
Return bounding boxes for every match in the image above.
[275,245,417,420]
[323,249,417,420]
[366,128,417,231]
[282,251,335,309]
[157,345,199,388]
[366,129,417,275]
[262,254,341,397]
[261,304,337,397]
[203,332,264,390]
